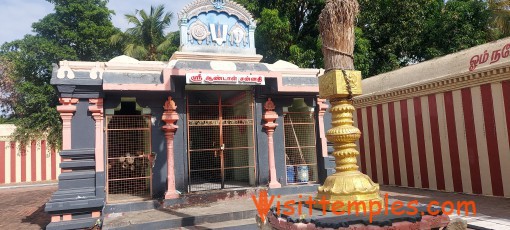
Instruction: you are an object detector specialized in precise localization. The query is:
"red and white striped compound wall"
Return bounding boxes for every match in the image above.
[352,37,510,198]
[0,124,61,184]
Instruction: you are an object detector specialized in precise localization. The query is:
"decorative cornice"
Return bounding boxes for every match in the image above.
[57,61,75,79]
[88,98,104,120]
[56,59,167,73]
[57,98,79,114]
[179,0,255,25]
[353,63,510,108]
[170,51,263,63]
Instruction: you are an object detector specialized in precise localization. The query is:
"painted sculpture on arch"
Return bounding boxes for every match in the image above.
[314,0,384,210]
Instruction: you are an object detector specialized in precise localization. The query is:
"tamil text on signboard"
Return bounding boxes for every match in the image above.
[186,73,266,85]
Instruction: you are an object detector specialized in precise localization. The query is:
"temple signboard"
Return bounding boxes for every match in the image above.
[470,43,510,71]
[186,73,265,85]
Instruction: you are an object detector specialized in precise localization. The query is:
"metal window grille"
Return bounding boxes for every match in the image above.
[105,115,152,203]
[283,109,318,184]
[187,91,257,192]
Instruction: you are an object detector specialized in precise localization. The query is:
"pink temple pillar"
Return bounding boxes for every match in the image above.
[317,98,329,157]
[89,98,104,173]
[162,97,179,199]
[54,98,78,223]
[263,98,281,188]
[57,98,79,150]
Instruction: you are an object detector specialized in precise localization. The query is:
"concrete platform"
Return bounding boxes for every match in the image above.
[102,185,510,230]
[103,193,305,230]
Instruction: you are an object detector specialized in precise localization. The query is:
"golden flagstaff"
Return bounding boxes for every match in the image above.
[314,0,384,211]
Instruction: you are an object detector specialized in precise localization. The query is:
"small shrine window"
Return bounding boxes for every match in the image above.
[105,99,152,203]
[283,98,318,184]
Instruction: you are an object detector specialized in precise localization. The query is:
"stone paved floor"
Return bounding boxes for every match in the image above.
[381,185,510,229]
[0,184,57,230]
[0,184,509,229]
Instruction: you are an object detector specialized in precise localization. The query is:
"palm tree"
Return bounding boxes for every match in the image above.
[111,5,174,61]
[488,0,510,36]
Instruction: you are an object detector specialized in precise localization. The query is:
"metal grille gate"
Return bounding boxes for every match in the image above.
[187,91,256,192]
[106,115,152,203]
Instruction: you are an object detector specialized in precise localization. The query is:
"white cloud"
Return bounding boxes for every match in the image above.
[0,0,193,44]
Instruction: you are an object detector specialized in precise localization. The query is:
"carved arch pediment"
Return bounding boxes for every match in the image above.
[179,0,256,26]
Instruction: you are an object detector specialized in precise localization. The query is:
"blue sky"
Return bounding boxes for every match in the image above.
[0,0,194,44]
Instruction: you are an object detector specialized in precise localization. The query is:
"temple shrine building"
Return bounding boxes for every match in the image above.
[43,0,510,229]
[45,1,331,228]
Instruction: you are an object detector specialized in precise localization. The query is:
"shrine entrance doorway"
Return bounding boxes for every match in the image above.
[186,90,257,192]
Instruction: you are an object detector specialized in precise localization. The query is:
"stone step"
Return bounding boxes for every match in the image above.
[58,176,95,190]
[58,170,96,181]
[45,197,104,213]
[180,218,258,230]
[51,187,96,200]
[103,191,313,230]
[103,209,259,230]
[60,148,95,159]
[46,217,99,230]
[60,159,95,170]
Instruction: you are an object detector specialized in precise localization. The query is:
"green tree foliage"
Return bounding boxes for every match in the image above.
[236,0,326,68]
[111,5,178,61]
[32,0,121,61]
[0,0,120,148]
[255,8,293,64]
[488,0,510,36]
[239,0,502,77]
[358,0,442,75]
[423,0,495,59]
[358,0,498,76]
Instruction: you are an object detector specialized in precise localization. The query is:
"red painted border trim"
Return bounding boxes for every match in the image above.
[10,142,15,183]
[428,95,445,191]
[51,148,56,180]
[366,106,379,182]
[0,141,5,184]
[444,92,463,192]
[503,81,510,194]
[400,100,415,187]
[413,97,429,188]
[376,104,389,184]
[31,141,36,182]
[388,102,402,186]
[461,88,483,194]
[480,84,504,196]
[41,141,46,181]
[356,108,367,174]
[21,145,26,182]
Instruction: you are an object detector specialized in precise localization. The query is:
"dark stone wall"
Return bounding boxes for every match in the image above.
[254,96,269,186]
[71,99,95,149]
